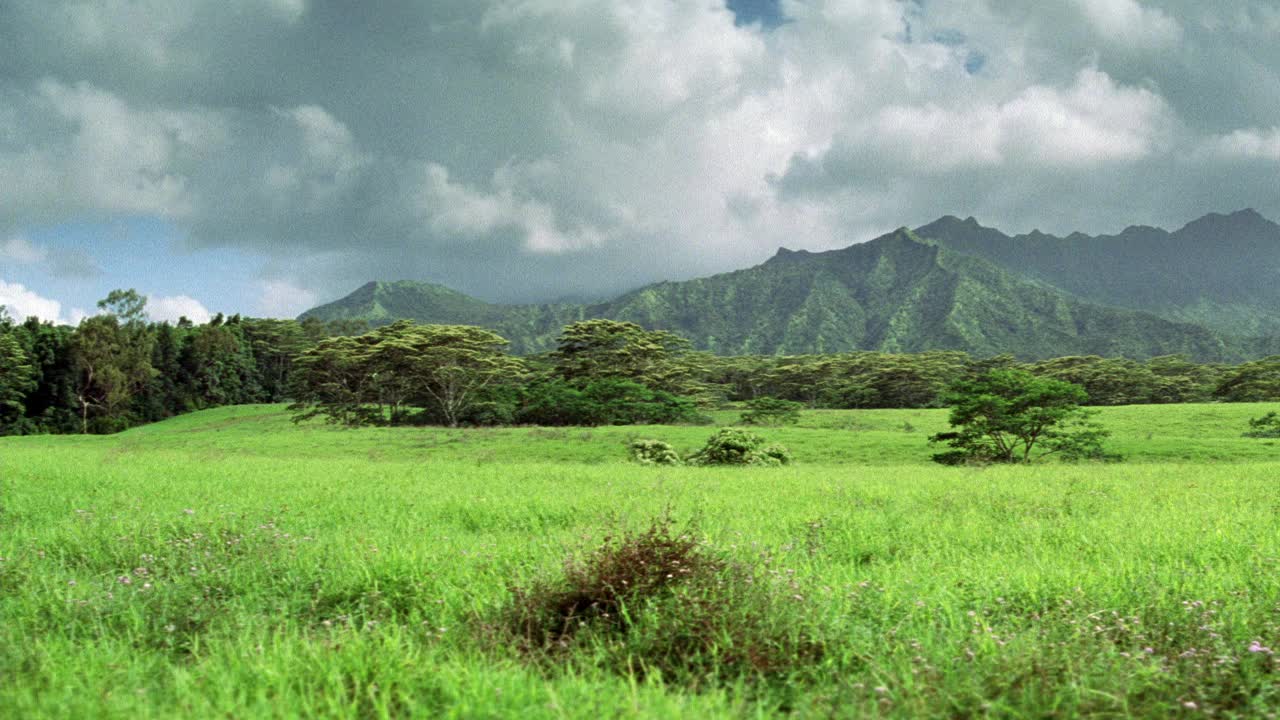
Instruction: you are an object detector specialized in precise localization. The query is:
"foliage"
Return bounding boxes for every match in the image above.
[628,439,682,466]
[739,397,803,425]
[551,319,701,396]
[1242,412,1280,439]
[4,281,1280,442]
[0,332,36,432]
[1215,357,1280,402]
[516,378,706,427]
[930,369,1112,464]
[688,428,792,466]
[290,322,525,427]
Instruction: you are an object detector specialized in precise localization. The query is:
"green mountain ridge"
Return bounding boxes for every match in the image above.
[300,216,1280,361]
[914,209,1280,337]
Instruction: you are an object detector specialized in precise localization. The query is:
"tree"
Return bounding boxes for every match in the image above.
[97,289,148,324]
[0,332,35,431]
[929,369,1111,465]
[289,334,379,426]
[391,324,525,427]
[551,320,693,392]
[70,304,157,434]
[1214,357,1280,402]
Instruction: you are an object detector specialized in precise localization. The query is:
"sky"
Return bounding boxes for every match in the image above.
[2,0,1279,324]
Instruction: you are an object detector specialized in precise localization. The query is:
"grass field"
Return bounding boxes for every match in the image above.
[3,403,1279,718]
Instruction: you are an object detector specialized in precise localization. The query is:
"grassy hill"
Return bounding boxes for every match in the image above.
[301,226,1252,361]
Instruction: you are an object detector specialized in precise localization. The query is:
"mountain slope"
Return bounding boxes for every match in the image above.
[914,210,1280,336]
[301,229,1238,360]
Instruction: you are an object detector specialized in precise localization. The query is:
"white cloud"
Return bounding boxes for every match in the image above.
[413,162,605,253]
[843,68,1173,172]
[1073,0,1183,48]
[0,279,72,324]
[147,294,212,324]
[256,279,317,318]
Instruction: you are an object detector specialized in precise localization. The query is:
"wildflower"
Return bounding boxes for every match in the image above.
[117,575,133,585]
[1183,701,1198,710]
[1248,641,1273,654]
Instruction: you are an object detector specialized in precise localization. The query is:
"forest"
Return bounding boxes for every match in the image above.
[3,289,1280,436]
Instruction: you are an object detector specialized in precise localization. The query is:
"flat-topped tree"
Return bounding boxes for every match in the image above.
[551,319,695,394]
[930,368,1112,464]
[381,323,525,428]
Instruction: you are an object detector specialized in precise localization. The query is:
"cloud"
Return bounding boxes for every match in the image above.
[1203,126,1280,162]
[147,294,211,324]
[0,234,102,279]
[789,68,1172,178]
[255,279,317,319]
[1,235,45,264]
[1072,0,1182,49]
[0,279,85,324]
[0,0,1278,309]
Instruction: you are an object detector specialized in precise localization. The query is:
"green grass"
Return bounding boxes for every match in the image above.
[2,404,1279,718]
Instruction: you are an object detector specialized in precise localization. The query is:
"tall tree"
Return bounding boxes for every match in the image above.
[70,291,157,433]
[0,332,35,432]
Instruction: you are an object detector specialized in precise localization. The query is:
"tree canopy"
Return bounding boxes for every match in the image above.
[929,369,1111,464]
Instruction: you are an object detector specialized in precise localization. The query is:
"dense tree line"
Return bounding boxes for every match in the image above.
[703,352,1280,409]
[0,291,366,435]
[288,319,707,427]
[3,293,1280,435]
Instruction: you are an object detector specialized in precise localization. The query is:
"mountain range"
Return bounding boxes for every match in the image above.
[299,210,1280,361]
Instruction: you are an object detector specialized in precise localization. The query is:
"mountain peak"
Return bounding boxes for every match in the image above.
[1181,208,1276,235]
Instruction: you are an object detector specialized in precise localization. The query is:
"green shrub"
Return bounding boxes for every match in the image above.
[688,428,792,466]
[628,439,682,466]
[738,397,803,426]
[495,515,822,685]
[1243,411,1280,438]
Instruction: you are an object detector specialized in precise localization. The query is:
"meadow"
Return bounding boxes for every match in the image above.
[2,403,1279,718]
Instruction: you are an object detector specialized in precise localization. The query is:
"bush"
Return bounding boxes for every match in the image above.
[1243,411,1280,438]
[688,428,792,466]
[628,439,682,466]
[494,515,822,685]
[738,397,803,426]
